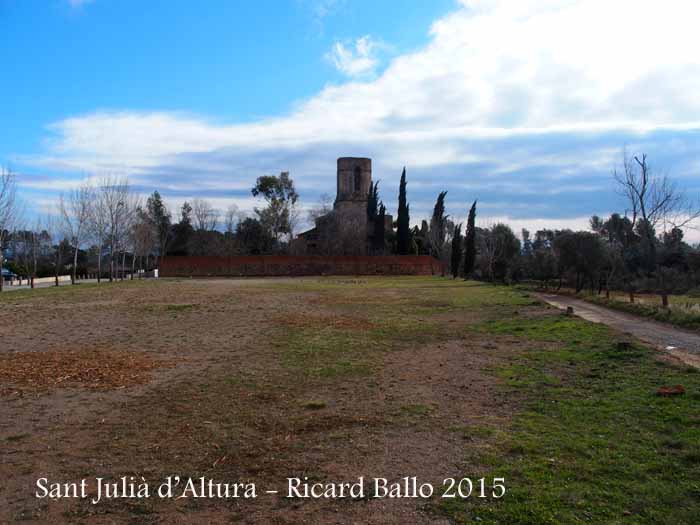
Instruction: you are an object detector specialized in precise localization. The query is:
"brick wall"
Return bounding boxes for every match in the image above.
[159,255,445,277]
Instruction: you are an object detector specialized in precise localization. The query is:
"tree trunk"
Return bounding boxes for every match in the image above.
[0,254,4,292]
[629,291,635,303]
[97,250,102,284]
[54,246,61,287]
[661,294,669,308]
[72,245,79,285]
[32,251,37,289]
[109,246,114,282]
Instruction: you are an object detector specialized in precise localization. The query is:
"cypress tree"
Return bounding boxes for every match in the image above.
[396,168,410,255]
[429,191,448,256]
[451,223,462,278]
[373,202,386,253]
[463,200,477,279]
[366,181,379,220]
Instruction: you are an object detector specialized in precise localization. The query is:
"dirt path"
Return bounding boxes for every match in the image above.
[534,292,700,368]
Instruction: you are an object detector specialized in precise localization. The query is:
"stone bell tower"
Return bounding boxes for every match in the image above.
[335,157,372,212]
[295,156,389,255]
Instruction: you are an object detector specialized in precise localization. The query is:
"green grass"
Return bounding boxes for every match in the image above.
[519,284,700,332]
[274,278,700,521]
[271,278,522,380]
[141,302,198,314]
[400,403,434,416]
[301,400,327,410]
[443,314,700,524]
[586,295,700,331]
[276,325,375,379]
[269,278,511,380]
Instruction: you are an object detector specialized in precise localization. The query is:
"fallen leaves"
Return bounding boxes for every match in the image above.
[0,346,167,395]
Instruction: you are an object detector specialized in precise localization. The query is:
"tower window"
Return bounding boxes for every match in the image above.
[353,166,362,193]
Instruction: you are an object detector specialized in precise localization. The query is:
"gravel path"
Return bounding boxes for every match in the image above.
[534,292,700,368]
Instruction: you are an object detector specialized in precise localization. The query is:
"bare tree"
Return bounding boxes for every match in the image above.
[105,177,130,282]
[223,204,240,256]
[59,182,94,284]
[131,207,156,276]
[223,204,240,235]
[307,193,333,223]
[42,213,67,287]
[615,150,700,233]
[288,200,302,240]
[89,186,109,283]
[192,198,219,231]
[90,176,131,282]
[116,190,141,280]
[0,168,18,292]
[12,220,44,289]
[614,151,700,276]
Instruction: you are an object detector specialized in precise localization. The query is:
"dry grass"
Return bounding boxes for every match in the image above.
[276,312,375,330]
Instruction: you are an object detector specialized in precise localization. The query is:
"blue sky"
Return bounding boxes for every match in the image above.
[3,0,700,238]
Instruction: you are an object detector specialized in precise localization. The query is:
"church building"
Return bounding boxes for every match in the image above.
[297,157,393,255]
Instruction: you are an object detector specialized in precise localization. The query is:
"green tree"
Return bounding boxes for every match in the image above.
[396,168,410,255]
[251,171,299,243]
[146,191,171,266]
[490,224,521,282]
[463,200,477,279]
[372,202,387,254]
[428,191,448,258]
[168,201,194,256]
[235,217,273,255]
[554,231,604,293]
[367,181,380,220]
[450,223,462,278]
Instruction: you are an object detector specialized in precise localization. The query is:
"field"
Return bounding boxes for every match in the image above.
[2,277,700,524]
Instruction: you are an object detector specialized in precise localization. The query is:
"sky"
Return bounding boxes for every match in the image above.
[2,0,700,239]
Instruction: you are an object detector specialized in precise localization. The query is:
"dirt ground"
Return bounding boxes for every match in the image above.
[1,277,533,524]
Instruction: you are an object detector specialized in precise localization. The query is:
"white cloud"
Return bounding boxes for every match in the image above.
[21,0,700,231]
[36,0,700,165]
[326,35,381,77]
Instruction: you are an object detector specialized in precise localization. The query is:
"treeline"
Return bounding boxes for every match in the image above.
[0,165,474,287]
[0,171,304,289]
[449,153,700,304]
[0,178,266,288]
[1,151,698,299]
[359,153,700,303]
